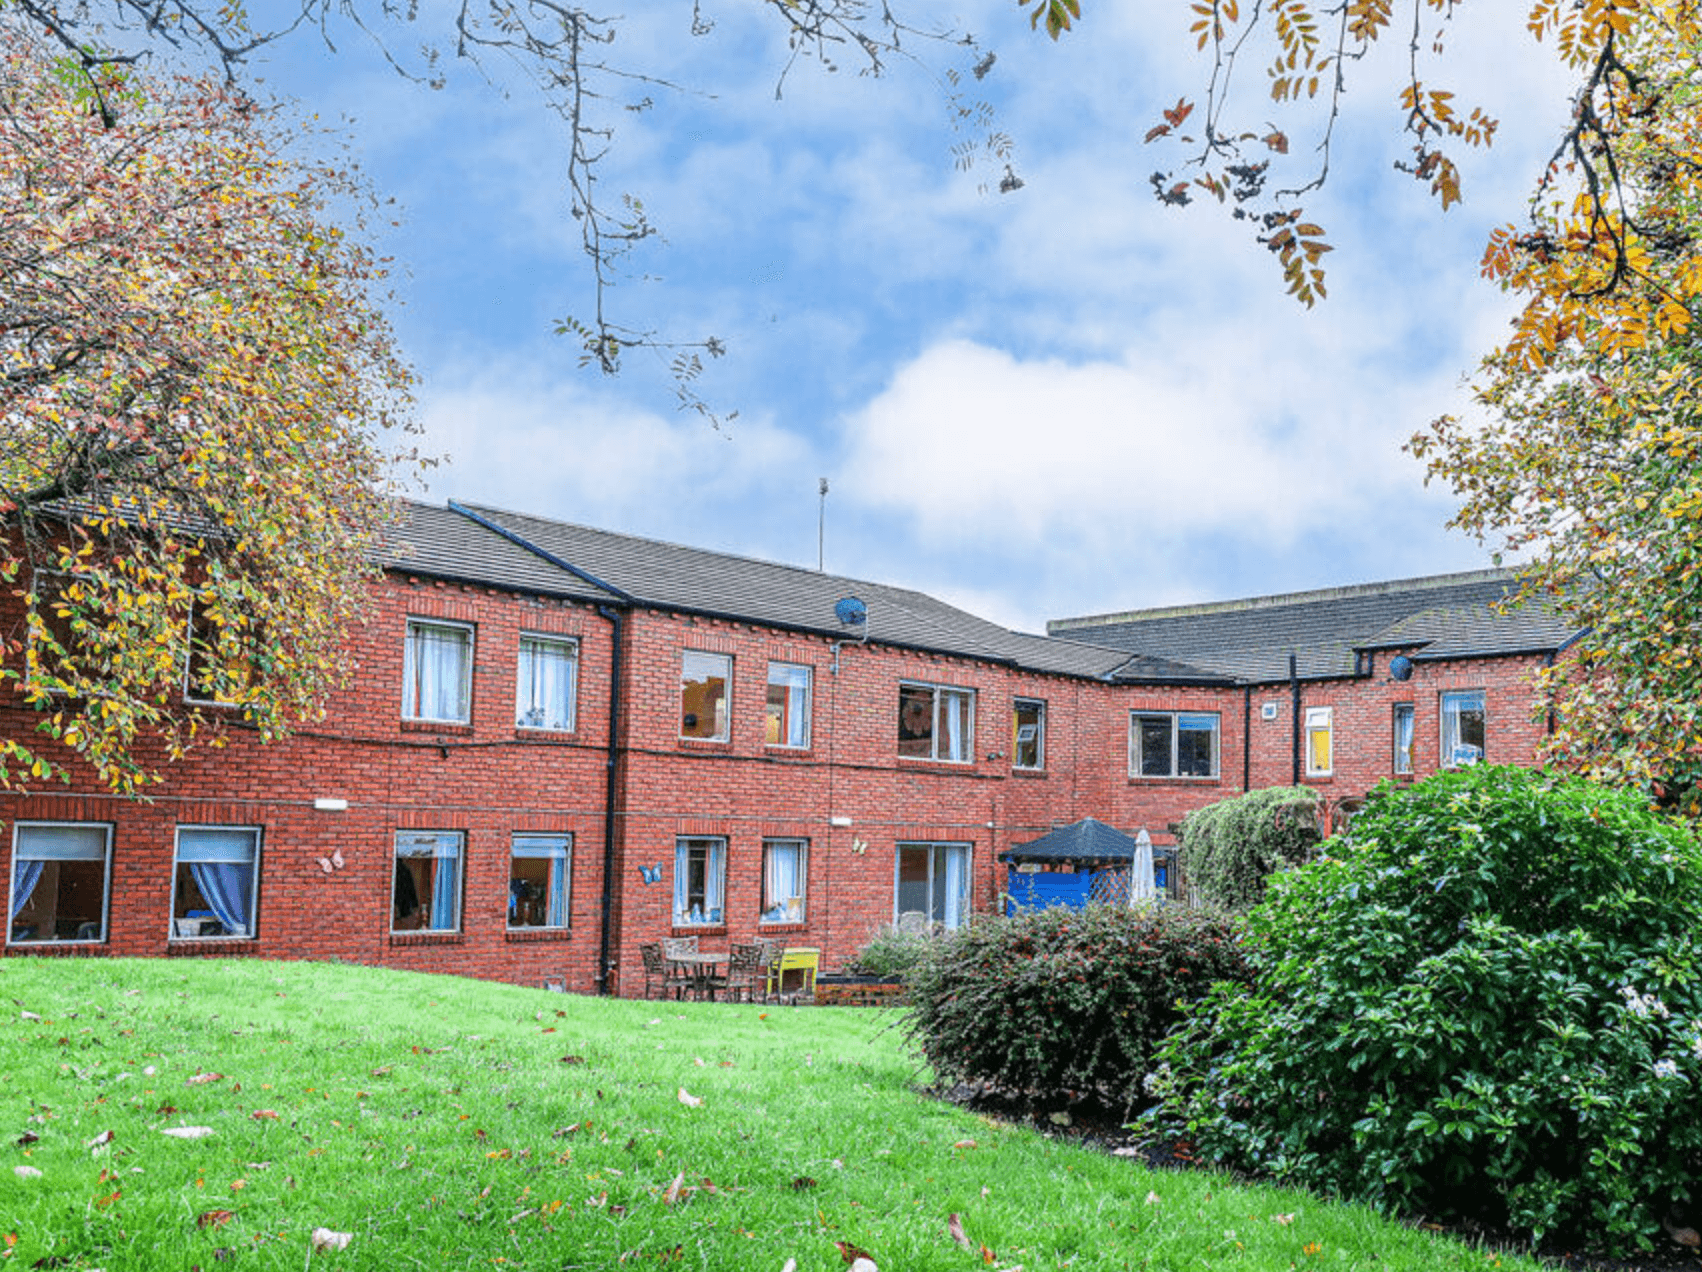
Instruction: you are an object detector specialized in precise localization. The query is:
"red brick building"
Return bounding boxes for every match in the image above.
[1,500,1579,993]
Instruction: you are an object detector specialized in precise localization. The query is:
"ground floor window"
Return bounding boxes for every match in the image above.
[895,841,971,930]
[510,833,571,929]
[1393,702,1416,775]
[674,836,726,926]
[9,822,111,944]
[761,839,807,924]
[173,826,260,939]
[393,831,463,932]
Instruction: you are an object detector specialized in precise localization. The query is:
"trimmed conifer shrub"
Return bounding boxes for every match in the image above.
[1176,785,1319,911]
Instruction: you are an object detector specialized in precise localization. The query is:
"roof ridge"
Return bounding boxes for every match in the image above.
[1048,566,1519,633]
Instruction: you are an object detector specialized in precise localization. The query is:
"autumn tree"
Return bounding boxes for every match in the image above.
[0,28,417,794]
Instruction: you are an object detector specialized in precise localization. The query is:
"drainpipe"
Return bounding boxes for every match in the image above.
[1242,684,1252,792]
[1543,649,1557,736]
[1289,653,1301,787]
[594,604,626,996]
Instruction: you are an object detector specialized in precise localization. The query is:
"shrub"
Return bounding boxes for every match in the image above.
[1177,786,1319,911]
[904,902,1248,1104]
[848,924,935,980]
[1149,765,1702,1255]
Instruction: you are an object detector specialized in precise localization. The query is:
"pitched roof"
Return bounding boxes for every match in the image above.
[999,817,1175,864]
[1049,569,1580,684]
[391,500,1133,680]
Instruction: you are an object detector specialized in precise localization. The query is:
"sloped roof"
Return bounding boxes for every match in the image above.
[999,818,1175,864]
[1049,569,1580,684]
[378,501,620,604]
[449,501,1136,680]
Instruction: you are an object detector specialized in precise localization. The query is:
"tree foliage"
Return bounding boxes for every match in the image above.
[1409,18,1702,812]
[0,29,417,794]
[1176,785,1320,911]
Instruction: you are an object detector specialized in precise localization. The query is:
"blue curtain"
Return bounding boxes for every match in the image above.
[190,862,251,935]
[546,852,568,927]
[430,844,459,931]
[10,861,43,919]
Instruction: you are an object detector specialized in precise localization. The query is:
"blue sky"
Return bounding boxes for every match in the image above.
[246,3,1577,634]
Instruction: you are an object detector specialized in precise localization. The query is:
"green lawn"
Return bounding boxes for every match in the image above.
[0,959,1540,1271]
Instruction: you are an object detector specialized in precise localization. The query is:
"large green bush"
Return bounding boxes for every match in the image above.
[1177,785,1319,911]
[1149,765,1702,1254]
[905,902,1247,1104]
[848,923,935,980]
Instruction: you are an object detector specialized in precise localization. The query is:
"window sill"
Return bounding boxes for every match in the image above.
[758,922,809,935]
[6,940,104,956]
[671,925,726,938]
[401,719,473,735]
[763,745,814,759]
[677,736,732,750]
[1126,775,1222,784]
[1010,767,1048,778]
[389,931,466,947]
[896,756,975,770]
[505,927,572,943]
[514,728,577,743]
[167,938,256,956]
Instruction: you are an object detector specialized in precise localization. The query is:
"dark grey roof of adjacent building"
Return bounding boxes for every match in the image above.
[397,500,1135,680]
[1049,569,1581,684]
[379,501,619,604]
[999,817,1175,864]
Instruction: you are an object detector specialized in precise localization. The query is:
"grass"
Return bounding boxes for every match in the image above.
[0,959,1544,1272]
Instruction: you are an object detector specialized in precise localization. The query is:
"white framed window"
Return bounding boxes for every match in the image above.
[8,822,111,945]
[1393,702,1416,775]
[1305,706,1334,777]
[765,663,812,748]
[172,826,260,939]
[673,836,726,926]
[509,833,571,930]
[516,635,578,731]
[681,651,731,741]
[392,830,463,932]
[1013,698,1045,770]
[1441,690,1486,767]
[403,619,473,724]
[897,682,975,763]
[1129,711,1220,779]
[760,839,808,924]
[895,842,971,931]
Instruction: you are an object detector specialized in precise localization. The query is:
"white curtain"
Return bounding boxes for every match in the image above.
[704,840,725,922]
[940,845,968,929]
[518,638,576,730]
[771,665,810,747]
[405,624,468,721]
[764,842,804,920]
[674,839,726,924]
[942,690,970,761]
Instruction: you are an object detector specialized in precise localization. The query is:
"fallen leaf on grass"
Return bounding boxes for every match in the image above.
[310,1228,352,1254]
[14,1165,42,1179]
[19,1011,40,1023]
[15,1132,39,1147]
[85,1130,113,1150]
[791,1177,817,1192]
[251,1110,278,1120]
[848,1260,879,1272]
[948,1213,970,1249]
[1272,1213,1295,1226]
[677,1088,702,1108]
[661,1171,689,1205]
[196,1210,234,1229]
[781,1261,797,1272]
[560,1055,585,1066]
[1145,1191,1160,1205]
[162,1127,215,1140]
[952,1139,978,1150]
[186,1072,223,1086]
[835,1241,874,1265]
[978,1243,996,1265]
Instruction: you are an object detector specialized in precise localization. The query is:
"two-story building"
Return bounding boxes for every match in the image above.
[0,499,1580,993]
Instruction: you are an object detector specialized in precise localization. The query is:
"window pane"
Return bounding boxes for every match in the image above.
[404,622,471,722]
[393,831,461,932]
[1393,704,1415,774]
[1134,715,1173,777]
[766,663,811,748]
[1013,699,1044,769]
[761,839,807,923]
[517,637,577,731]
[681,652,730,740]
[1177,715,1218,777]
[173,827,259,939]
[1305,708,1332,776]
[896,842,969,931]
[11,824,109,943]
[510,833,570,929]
[1443,692,1486,766]
[673,837,725,925]
[939,690,973,761]
[898,685,934,757]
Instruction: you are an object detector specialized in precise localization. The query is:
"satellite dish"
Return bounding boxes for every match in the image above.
[834,596,867,626]
[1389,655,1414,682]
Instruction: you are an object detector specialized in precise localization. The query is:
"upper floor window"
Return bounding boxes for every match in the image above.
[183,599,255,706]
[765,663,812,748]
[898,682,975,763]
[1442,690,1486,767]
[172,826,260,940]
[1304,706,1334,777]
[9,822,111,945]
[680,651,731,741]
[1129,711,1219,779]
[509,833,571,930]
[761,838,808,924]
[674,836,726,926]
[516,635,578,731]
[1392,702,1416,775]
[1013,698,1045,770]
[403,619,472,724]
[392,830,463,932]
